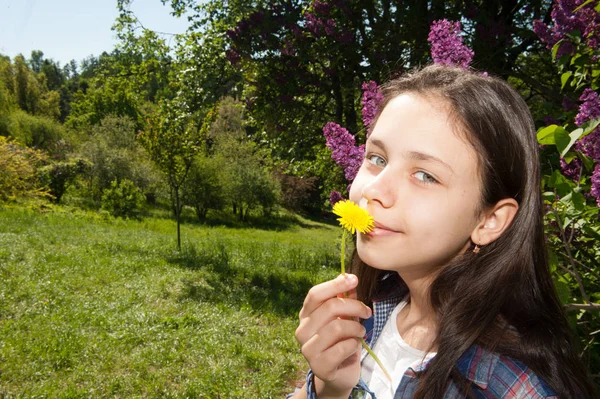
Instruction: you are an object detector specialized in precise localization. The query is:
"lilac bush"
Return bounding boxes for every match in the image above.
[427,19,474,68]
[533,0,600,58]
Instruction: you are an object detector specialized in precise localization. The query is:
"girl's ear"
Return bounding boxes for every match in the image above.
[471,198,519,246]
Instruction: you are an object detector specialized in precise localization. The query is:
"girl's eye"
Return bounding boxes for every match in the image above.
[367,154,387,167]
[414,171,438,184]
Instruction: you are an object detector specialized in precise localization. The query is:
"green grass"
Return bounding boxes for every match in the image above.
[0,205,340,398]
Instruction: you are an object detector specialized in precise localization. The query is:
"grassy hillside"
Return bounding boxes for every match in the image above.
[0,205,340,398]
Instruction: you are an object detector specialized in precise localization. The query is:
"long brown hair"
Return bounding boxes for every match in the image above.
[350,65,596,398]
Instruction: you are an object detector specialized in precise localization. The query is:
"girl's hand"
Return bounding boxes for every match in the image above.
[295,274,372,398]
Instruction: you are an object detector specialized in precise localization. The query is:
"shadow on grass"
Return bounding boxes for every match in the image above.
[145,204,336,232]
[166,243,331,317]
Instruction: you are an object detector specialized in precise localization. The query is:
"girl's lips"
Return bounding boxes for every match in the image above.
[366,221,401,237]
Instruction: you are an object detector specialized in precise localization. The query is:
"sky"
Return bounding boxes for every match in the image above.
[0,0,191,67]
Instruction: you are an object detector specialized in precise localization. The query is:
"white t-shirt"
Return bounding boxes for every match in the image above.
[361,300,437,399]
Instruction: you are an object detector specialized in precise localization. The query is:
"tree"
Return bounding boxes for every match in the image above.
[138,96,202,249]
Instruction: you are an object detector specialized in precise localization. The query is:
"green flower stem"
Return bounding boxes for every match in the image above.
[341,230,347,275]
[359,337,392,383]
[340,230,392,383]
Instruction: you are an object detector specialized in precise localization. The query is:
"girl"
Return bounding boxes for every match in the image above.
[290,65,596,398]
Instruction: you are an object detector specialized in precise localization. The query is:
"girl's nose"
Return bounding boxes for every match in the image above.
[361,171,394,208]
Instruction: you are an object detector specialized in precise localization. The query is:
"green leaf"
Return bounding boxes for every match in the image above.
[555,127,582,157]
[555,278,572,305]
[561,71,572,89]
[596,2,600,12]
[548,249,558,273]
[563,151,578,164]
[580,152,595,171]
[571,191,586,211]
[582,225,600,240]
[543,191,557,202]
[581,118,600,137]
[574,0,595,12]
[551,39,564,60]
[547,169,570,188]
[555,183,573,198]
[537,124,568,145]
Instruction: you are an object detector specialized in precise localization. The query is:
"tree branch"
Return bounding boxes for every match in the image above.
[564,303,600,312]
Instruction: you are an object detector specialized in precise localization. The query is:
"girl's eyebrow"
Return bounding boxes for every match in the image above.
[368,138,454,173]
[406,151,454,173]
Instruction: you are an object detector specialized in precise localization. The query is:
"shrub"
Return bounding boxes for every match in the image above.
[183,155,226,221]
[274,169,319,212]
[0,136,48,201]
[6,109,66,149]
[101,179,145,219]
[39,158,91,203]
[79,115,162,201]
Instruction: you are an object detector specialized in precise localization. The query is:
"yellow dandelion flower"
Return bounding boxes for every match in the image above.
[332,200,374,234]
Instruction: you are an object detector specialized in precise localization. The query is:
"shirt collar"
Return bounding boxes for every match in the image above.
[370,272,500,389]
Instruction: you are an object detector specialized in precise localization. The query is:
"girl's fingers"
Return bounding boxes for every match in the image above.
[299,274,359,319]
[300,319,364,379]
[295,296,371,345]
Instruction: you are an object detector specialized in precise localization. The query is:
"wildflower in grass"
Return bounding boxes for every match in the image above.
[428,19,474,69]
[332,199,391,382]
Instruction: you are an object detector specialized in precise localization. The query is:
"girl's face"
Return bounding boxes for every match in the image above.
[349,93,484,276]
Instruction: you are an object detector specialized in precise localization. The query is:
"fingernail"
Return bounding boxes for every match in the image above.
[345,274,357,285]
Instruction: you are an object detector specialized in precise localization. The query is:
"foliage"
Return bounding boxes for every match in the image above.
[273,168,320,212]
[532,0,600,382]
[0,136,49,201]
[182,155,226,220]
[5,109,67,149]
[78,115,161,201]
[39,158,91,203]
[101,179,146,219]
[209,96,282,220]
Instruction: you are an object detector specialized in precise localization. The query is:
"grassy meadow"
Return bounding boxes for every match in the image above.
[0,205,340,398]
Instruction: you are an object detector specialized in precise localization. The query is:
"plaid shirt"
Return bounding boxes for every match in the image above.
[295,273,558,399]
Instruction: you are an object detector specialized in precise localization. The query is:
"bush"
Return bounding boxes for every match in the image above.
[183,155,226,220]
[0,136,48,201]
[78,115,162,201]
[6,109,66,149]
[225,162,281,220]
[101,179,145,219]
[39,158,91,203]
[274,169,319,212]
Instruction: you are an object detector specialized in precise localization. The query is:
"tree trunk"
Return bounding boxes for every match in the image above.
[175,188,181,251]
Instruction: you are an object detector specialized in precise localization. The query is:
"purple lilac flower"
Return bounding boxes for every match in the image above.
[281,39,295,56]
[225,49,241,65]
[305,12,323,36]
[323,122,365,181]
[533,0,600,57]
[560,157,582,180]
[361,81,384,129]
[591,164,600,207]
[575,89,600,126]
[313,0,331,15]
[573,89,600,162]
[427,19,474,69]
[324,19,337,36]
[329,190,344,206]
